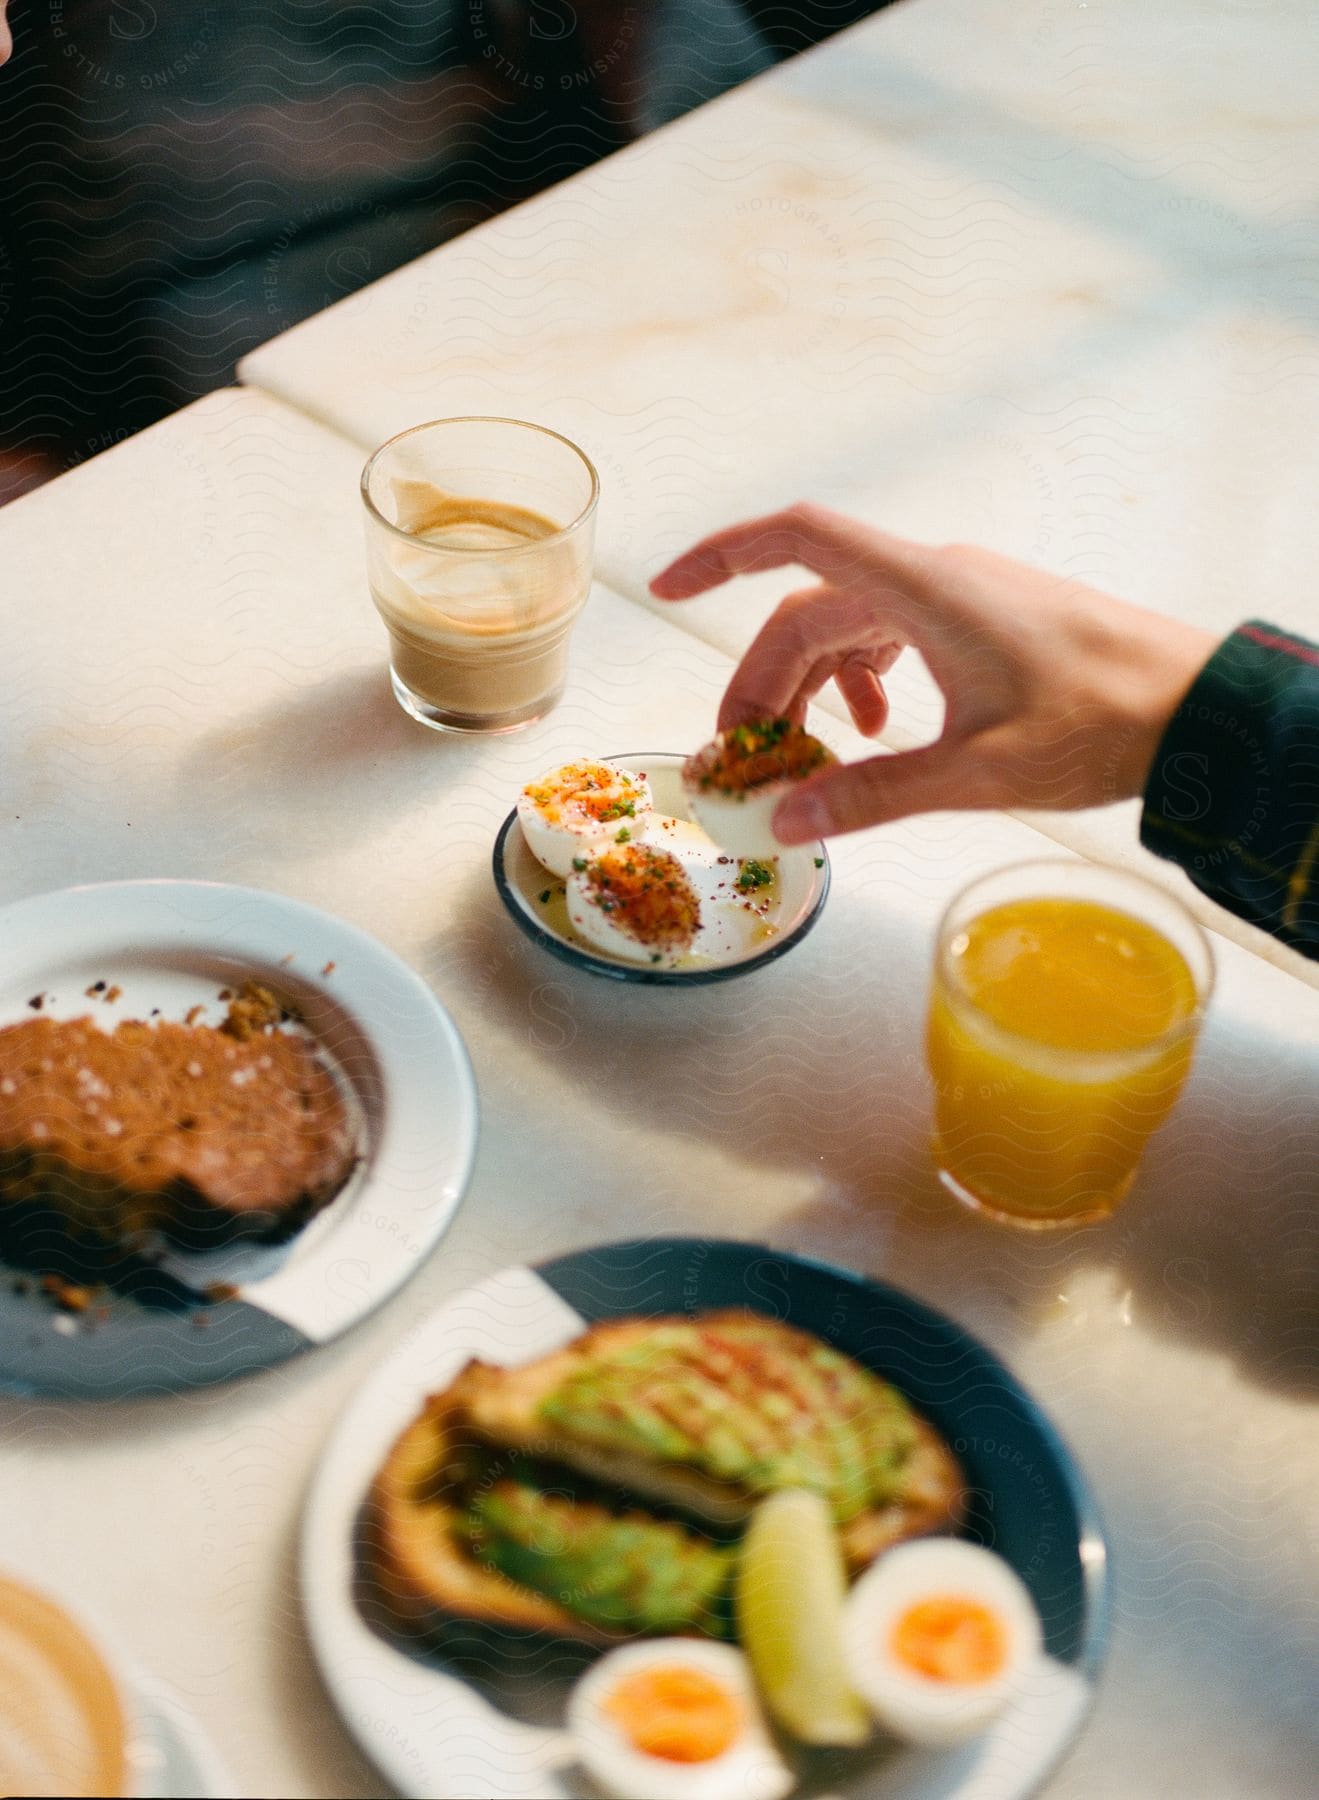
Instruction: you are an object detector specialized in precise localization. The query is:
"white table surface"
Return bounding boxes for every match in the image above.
[238,0,1319,988]
[1,382,1316,1800]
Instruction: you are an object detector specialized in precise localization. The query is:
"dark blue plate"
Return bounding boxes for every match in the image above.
[537,1237,1109,1678]
[310,1234,1108,1798]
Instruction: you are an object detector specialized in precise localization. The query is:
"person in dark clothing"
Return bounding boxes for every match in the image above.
[652,505,1319,958]
[0,3,892,504]
[0,1,651,493]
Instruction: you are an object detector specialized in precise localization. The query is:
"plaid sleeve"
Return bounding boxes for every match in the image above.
[1140,621,1319,958]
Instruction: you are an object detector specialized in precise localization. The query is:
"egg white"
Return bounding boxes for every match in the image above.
[567,1639,795,1800]
[681,727,834,860]
[684,784,792,861]
[517,762,654,878]
[843,1539,1042,1747]
[566,845,701,968]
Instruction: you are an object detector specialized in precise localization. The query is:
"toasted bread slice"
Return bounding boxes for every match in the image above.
[838,1418,967,1566]
[365,1392,617,1642]
[445,1310,965,1567]
[367,1312,968,1641]
[365,1392,736,1642]
[0,1014,357,1248]
[447,1320,752,1525]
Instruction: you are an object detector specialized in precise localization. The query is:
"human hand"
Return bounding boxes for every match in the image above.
[0,4,12,67]
[650,504,1216,845]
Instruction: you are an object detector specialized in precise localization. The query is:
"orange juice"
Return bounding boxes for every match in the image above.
[927,892,1205,1226]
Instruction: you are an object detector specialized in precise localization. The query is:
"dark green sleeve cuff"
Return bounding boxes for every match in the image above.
[1140,621,1319,957]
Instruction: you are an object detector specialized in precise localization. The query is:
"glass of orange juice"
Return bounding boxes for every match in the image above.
[926,861,1213,1228]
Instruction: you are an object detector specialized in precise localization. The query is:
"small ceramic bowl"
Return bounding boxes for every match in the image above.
[492,751,831,984]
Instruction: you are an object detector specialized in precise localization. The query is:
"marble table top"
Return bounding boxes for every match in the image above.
[0,382,1315,1800]
[5,1,1319,1794]
[238,0,1319,987]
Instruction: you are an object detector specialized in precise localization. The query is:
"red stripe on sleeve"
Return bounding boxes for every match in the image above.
[1239,624,1319,670]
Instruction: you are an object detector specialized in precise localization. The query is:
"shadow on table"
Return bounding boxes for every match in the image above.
[17,665,455,899]
[1093,1022,1319,1400]
[437,862,1073,1346]
[174,665,458,862]
[442,861,1319,1401]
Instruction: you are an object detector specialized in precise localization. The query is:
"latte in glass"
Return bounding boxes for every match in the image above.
[0,1575,133,1798]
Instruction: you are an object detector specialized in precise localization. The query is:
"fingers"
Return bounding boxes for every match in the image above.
[717,593,856,731]
[715,572,903,734]
[720,647,894,737]
[719,584,901,729]
[771,742,995,844]
[650,503,933,612]
[834,652,895,737]
[782,654,840,729]
[716,587,839,730]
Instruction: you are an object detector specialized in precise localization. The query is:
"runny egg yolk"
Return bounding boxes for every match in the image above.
[602,1664,744,1763]
[891,1595,1008,1685]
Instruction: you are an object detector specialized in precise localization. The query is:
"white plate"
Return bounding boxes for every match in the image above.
[302,1246,1101,1800]
[493,753,830,984]
[0,880,478,1395]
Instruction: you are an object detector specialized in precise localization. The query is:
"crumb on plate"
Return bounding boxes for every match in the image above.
[39,1274,100,1314]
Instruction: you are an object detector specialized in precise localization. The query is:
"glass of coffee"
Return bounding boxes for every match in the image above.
[361,417,599,733]
[0,1572,150,1797]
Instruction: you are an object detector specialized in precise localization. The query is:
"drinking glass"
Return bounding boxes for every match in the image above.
[0,1570,154,1797]
[926,860,1213,1228]
[361,417,599,733]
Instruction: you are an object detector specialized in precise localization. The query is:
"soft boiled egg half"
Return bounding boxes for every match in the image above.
[567,842,702,968]
[518,761,655,878]
[842,1539,1043,1747]
[567,1638,794,1800]
[682,721,836,860]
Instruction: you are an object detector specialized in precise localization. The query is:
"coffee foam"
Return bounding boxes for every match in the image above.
[374,483,584,636]
[0,1579,128,1798]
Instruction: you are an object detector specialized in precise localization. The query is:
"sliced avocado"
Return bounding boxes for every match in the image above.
[462,1478,734,1636]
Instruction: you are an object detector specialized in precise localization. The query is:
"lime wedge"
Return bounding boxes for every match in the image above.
[736,1489,872,1747]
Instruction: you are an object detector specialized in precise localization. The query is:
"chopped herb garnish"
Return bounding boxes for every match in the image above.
[735,859,775,891]
[572,856,588,871]
[539,889,551,904]
[650,953,662,964]
[730,717,791,753]
[615,826,631,843]
[814,857,825,869]
[599,800,636,821]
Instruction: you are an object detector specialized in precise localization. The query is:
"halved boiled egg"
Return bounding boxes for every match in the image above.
[682,722,836,859]
[518,761,654,878]
[842,1539,1042,1747]
[567,1638,795,1800]
[567,843,701,967]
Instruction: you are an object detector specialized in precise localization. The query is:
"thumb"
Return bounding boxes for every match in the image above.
[772,742,986,843]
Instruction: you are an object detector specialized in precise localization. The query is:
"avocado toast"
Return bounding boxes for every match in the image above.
[365,1311,965,1642]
